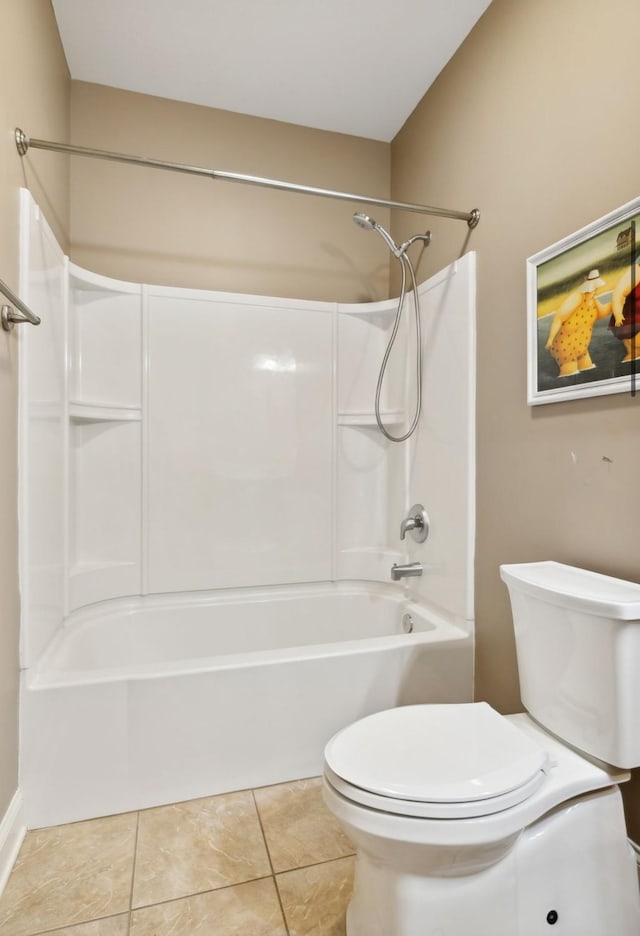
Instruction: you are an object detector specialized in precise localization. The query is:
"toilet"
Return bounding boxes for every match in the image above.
[323,561,640,935]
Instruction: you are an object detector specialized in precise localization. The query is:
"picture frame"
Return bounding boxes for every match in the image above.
[527,195,640,405]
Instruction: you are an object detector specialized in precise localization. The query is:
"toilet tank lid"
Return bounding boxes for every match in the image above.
[500,561,640,620]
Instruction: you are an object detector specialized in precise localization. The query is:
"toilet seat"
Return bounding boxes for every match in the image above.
[324,703,552,820]
[324,762,549,819]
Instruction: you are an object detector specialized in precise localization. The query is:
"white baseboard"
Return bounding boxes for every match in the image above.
[0,790,26,897]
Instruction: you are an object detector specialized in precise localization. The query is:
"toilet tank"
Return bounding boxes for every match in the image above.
[500,561,640,768]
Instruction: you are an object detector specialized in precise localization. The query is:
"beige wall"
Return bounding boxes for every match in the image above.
[391,0,640,837]
[70,82,391,302]
[0,0,69,820]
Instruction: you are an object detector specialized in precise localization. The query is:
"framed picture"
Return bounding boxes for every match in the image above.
[527,195,640,405]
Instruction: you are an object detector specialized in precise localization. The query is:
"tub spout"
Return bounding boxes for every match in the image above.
[390,562,423,581]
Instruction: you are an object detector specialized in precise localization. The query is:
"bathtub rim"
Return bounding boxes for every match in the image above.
[26,579,472,690]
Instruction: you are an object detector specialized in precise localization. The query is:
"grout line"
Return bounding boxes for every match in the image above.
[251,789,290,936]
[130,874,274,911]
[124,858,354,935]
[127,810,141,934]
[27,911,130,935]
[251,790,276,877]
[275,851,356,878]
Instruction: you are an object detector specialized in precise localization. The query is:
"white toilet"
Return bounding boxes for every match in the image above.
[323,561,640,935]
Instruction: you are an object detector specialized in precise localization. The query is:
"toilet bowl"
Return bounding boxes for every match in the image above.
[323,562,640,935]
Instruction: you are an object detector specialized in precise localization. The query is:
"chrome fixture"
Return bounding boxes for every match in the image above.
[391,562,423,581]
[352,213,431,258]
[400,504,429,543]
[352,212,431,443]
[353,212,400,254]
[0,278,40,331]
[402,613,414,634]
[15,128,480,227]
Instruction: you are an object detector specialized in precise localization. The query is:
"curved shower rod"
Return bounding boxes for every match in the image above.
[15,128,480,228]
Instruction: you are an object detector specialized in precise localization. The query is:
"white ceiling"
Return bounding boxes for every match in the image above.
[51,0,491,142]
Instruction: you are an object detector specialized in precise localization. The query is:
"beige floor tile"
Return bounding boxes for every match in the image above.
[40,914,130,935]
[132,790,271,908]
[0,813,137,936]
[130,877,287,936]
[254,777,353,873]
[277,855,355,936]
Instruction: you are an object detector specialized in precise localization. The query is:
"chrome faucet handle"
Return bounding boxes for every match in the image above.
[400,504,429,543]
[400,516,421,537]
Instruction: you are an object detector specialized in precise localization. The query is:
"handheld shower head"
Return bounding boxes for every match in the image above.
[352,212,399,255]
[353,212,377,231]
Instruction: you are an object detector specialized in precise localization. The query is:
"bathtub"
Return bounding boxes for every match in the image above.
[20,582,472,828]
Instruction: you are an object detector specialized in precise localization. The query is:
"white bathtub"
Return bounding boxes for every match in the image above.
[20,582,472,828]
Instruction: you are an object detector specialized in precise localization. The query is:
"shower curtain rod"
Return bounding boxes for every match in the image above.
[0,276,41,331]
[15,128,480,228]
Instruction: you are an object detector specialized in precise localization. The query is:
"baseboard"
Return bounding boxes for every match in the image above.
[0,790,26,897]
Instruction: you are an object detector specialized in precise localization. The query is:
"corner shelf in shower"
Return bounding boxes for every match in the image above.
[69,401,142,423]
[337,411,405,427]
[339,304,398,321]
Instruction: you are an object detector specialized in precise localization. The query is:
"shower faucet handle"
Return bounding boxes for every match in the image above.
[400,504,429,543]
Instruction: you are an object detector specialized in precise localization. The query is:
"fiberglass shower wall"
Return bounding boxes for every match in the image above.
[18,188,475,659]
[145,288,335,592]
[18,191,66,668]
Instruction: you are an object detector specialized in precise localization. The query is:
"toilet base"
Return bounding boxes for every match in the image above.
[339,786,640,936]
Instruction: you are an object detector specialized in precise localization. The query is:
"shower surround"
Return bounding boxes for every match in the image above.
[17,190,476,827]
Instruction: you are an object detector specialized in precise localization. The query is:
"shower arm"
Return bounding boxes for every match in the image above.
[397,232,432,255]
[15,128,480,228]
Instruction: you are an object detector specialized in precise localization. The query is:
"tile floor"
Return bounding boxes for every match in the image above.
[0,777,355,936]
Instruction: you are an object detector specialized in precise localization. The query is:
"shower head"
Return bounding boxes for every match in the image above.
[353,212,377,231]
[352,212,399,255]
[353,212,431,259]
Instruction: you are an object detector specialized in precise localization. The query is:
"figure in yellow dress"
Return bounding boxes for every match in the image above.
[545,269,611,377]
